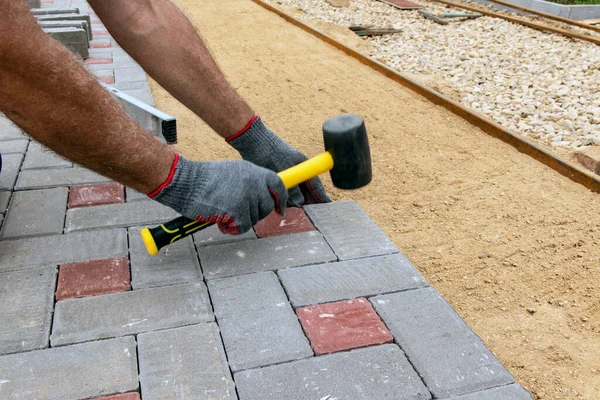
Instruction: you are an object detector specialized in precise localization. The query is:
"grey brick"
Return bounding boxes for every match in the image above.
[0,336,138,399]
[115,66,148,83]
[113,80,151,91]
[16,167,110,190]
[24,0,41,8]
[0,228,127,272]
[193,224,257,247]
[199,231,337,279]
[0,122,25,141]
[371,288,514,398]
[0,139,28,154]
[122,88,155,105]
[36,13,91,27]
[0,191,10,215]
[43,27,89,58]
[31,7,80,15]
[444,384,532,400]
[138,324,237,399]
[305,201,398,260]
[0,153,23,191]
[65,200,179,232]
[22,142,72,170]
[128,226,202,289]
[235,344,431,400]
[279,254,429,307]
[208,272,312,371]
[39,20,91,40]
[51,282,213,346]
[92,69,114,78]
[0,267,56,355]
[125,186,148,202]
[1,187,68,239]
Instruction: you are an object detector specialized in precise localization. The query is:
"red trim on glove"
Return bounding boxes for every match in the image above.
[225,115,259,143]
[147,153,180,198]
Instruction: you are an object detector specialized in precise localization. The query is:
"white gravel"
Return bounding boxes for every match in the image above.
[269,0,600,150]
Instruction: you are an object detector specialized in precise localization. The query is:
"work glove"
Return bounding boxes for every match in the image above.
[149,154,287,234]
[227,116,331,206]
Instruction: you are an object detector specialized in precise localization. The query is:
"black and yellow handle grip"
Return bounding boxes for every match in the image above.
[141,152,334,256]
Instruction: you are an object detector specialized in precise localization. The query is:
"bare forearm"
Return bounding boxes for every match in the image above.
[90,0,254,139]
[0,2,174,194]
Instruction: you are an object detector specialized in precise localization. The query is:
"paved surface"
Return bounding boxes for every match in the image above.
[0,0,533,399]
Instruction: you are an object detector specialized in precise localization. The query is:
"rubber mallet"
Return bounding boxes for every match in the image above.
[141,114,372,255]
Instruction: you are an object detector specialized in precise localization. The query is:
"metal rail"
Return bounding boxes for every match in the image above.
[251,0,600,193]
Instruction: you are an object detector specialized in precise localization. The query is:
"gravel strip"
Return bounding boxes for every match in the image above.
[269,0,600,151]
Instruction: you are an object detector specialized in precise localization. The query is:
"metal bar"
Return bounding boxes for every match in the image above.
[101,83,177,145]
[419,9,450,24]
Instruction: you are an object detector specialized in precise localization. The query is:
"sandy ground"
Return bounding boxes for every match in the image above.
[148,0,600,398]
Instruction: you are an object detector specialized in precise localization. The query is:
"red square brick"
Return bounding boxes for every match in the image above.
[90,43,112,49]
[85,57,113,65]
[297,298,393,355]
[98,75,115,84]
[254,207,315,238]
[56,257,130,300]
[69,182,124,208]
[92,393,140,400]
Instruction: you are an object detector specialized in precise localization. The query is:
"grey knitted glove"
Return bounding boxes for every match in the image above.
[227,116,331,206]
[150,154,287,234]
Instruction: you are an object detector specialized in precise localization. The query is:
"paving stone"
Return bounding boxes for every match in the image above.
[85,57,112,64]
[0,228,128,272]
[0,336,138,399]
[125,186,148,202]
[208,272,312,371]
[0,191,10,215]
[1,187,68,239]
[0,153,24,191]
[22,142,72,170]
[65,200,179,232]
[68,182,124,208]
[36,13,92,27]
[138,324,236,399]
[92,394,140,400]
[254,207,315,238]
[113,81,151,91]
[39,20,91,40]
[193,223,256,247]
[114,66,148,83]
[0,139,28,154]
[199,231,337,279]
[16,167,109,190]
[278,254,428,307]
[0,118,25,141]
[51,282,213,346]
[305,201,398,260]
[445,384,532,400]
[99,75,116,84]
[56,257,130,300]
[371,287,514,398]
[297,298,393,355]
[235,344,431,400]
[121,88,155,106]
[43,27,89,58]
[128,226,201,289]
[31,7,80,15]
[0,267,56,355]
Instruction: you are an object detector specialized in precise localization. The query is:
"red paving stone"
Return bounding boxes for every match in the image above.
[93,30,110,35]
[92,393,140,400]
[85,58,113,65]
[90,43,112,49]
[98,76,115,84]
[69,182,124,208]
[56,257,130,300]
[297,298,393,355]
[254,207,315,238]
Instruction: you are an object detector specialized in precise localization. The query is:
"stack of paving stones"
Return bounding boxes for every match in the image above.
[1,1,533,399]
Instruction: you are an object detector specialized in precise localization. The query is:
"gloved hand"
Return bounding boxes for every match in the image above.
[149,154,287,234]
[227,116,331,206]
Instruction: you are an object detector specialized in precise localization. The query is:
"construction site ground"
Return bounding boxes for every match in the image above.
[148,0,600,398]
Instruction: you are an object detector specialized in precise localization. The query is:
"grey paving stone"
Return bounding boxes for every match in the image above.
[208,272,313,371]
[0,117,25,141]
[39,20,91,40]
[115,66,148,83]
[16,167,110,190]
[1,187,68,239]
[371,287,514,398]
[138,323,237,399]
[36,13,91,27]
[444,384,532,400]
[43,27,89,58]
[0,139,28,154]
[0,228,128,272]
[22,142,72,170]
[113,80,151,91]
[51,282,213,346]
[0,191,10,215]
[0,267,56,355]
[0,336,138,399]
[65,200,179,232]
[128,226,202,289]
[305,201,398,260]
[24,0,41,8]
[193,223,257,247]
[278,254,429,307]
[125,186,148,202]
[0,153,24,191]
[121,88,155,105]
[235,344,431,400]
[31,7,80,15]
[199,231,337,279]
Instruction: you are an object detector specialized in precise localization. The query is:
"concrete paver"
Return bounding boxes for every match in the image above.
[68,182,124,208]
[208,272,313,371]
[56,257,130,300]
[138,323,237,399]
[0,191,11,215]
[51,282,213,346]
[443,384,533,399]
[253,207,315,238]
[0,118,25,141]
[22,142,72,170]
[125,186,148,202]
[193,223,257,247]
[16,167,110,189]
[0,139,28,155]
[0,153,24,191]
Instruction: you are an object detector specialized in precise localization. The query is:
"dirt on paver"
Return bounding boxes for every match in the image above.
[148,0,600,398]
